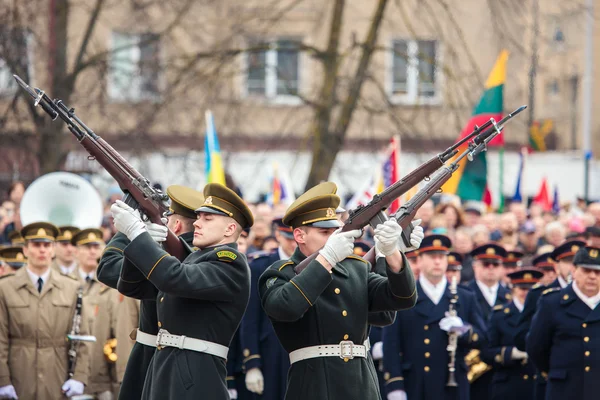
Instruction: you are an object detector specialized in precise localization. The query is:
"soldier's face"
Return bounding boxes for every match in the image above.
[193,212,238,248]
[23,241,55,269]
[55,241,77,264]
[420,252,447,283]
[77,244,102,270]
[555,259,575,282]
[540,269,557,285]
[475,260,502,285]
[445,270,460,283]
[294,226,336,255]
[573,267,600,297]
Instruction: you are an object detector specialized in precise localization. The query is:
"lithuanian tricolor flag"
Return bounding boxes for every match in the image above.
[442,50,508,201]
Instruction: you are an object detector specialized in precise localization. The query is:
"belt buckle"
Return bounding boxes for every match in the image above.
[156,329,164,350]
[339,340,354,360]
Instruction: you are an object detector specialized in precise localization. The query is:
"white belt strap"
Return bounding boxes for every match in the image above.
[289,340,370,364]
[154,329,229,359]
[135,329,158,348]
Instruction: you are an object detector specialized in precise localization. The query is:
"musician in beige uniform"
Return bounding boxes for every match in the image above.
[52,226,80,278]
[114,295,140,384]
[0,222,90,399]
[73,228,119,400]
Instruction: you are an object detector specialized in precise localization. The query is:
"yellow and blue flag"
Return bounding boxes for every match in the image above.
[205,110,226,185]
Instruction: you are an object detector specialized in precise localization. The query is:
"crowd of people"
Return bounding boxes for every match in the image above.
[0,176,599,400]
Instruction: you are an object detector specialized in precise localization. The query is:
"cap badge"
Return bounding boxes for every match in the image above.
[204,196,213,205]
[87,232,97,241]
[326,208,335,218]
[16,253,24,261]
[547,257,553,263]
[486,247,495,255]
[448,255,455,262]
[572,245,580,253]
[590,249,599,258]
[508,254,515,260]
[524,273,532,280]
[64,231,72,239]
[37,228,46,237]
[433,239,442,247]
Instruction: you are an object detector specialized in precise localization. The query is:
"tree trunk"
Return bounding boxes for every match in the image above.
[304,0,389,191]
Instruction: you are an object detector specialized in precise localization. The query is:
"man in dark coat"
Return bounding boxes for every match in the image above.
[259,182,423,400]
[97,185,203,399]
[111,183,253,400]
[527,246,600,400]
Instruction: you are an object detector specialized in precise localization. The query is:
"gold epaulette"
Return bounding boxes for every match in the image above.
[542,287,560,296]
[278,261,294,271]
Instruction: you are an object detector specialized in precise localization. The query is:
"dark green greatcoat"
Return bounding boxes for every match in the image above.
[259,248,417,400]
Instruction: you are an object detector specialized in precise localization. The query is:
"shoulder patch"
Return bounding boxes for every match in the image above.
[347,255,368,264]
[542,287,560,296]
[493,304,504,311]
[216,250,238,261]
[278,261,294,271]
[266,277,278,288]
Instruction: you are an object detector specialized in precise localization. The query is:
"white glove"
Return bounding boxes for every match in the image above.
[511,348,528,360]
[439,312,467,333]
[318,228,363,266]
[228,388,238,399]
[398,219,424,253]
[371,341,383,360]
[388,390,407,400]
[0,384,17,399]
[111,200,147,241]
[61,379,84,397]
[374,220,403,256]
[245,367,264,394]
[145,218,168,243]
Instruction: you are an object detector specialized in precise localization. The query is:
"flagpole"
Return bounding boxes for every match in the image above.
[521,147,528,206]
[498,147,505,212]
[582,0,594,203]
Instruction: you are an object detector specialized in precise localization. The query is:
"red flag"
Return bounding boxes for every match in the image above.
[482,185,493,209]
[533,177,552,212]
[383,136,401,214]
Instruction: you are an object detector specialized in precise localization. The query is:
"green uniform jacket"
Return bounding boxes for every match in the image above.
[259,248,417,400]
[97,231,195,400]
[120,232,250,400]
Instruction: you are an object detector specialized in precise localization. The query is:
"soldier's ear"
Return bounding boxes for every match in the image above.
[293,227,305,244]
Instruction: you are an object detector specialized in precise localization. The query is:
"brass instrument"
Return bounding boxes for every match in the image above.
[103,338,118,363]
[466,349,492,383]
[446,275,459,387]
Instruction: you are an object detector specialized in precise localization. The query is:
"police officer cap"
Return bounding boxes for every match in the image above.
[551,240,586,262]
[573,246,600,270]
[283,182,342,229]
[0,246,26,269]
[353,241,371,257]
[419,235,452,254]
[406,250,419,259]
[195,183,254,229]
[585,226,600,238]
[166,185,205,220]
[447,251,463,271]
[71,228,105,246]
[20,222,59,243]
[532,252,555,271]
[504,251,524,267]
[507,268,543,288]
[8,231,24,246]
[471,243,507,261]
[272,217,294,239]
[57,226,80,243]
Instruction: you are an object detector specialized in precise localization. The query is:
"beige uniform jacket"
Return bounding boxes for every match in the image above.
[115,295,139,383]
[0,268,91,400]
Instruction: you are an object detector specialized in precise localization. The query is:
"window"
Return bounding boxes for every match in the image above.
[389,39,440,104]
[245,39,301,103]
[108,32,161,102]
[0,28,32,95]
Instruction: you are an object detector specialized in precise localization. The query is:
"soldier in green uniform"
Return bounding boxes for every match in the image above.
[97,185,204,400]
[258,183,423,400]
[110,183,253,400]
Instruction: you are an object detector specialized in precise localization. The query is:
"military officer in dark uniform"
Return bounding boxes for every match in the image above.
[446,251,463,284]
[550,240,586,288]
[383,235,487,400]
[239,218,296,400]
[259,182,423,400]
[111,183,253,400]
[97,185,204,399]
[466,243,511,400]
[0,246,26,275]
[502,250,524,287]
[481,268,543,400]
[527,246,600,400]
[534,252,558,286]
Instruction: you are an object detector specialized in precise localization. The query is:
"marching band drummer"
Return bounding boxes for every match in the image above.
[111,183,253,400]
[481,268,543,400]
[0,222,91,399]
[259,182,423,400]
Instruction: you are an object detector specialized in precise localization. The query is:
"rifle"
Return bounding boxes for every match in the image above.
[294,108,524,273]
[13,75,187,261]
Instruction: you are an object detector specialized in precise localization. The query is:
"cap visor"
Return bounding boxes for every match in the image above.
[279,231,295,239]
[195,206,229,217]
[310,219,343,228]
[576,264,600,271]
[28,238,54,243]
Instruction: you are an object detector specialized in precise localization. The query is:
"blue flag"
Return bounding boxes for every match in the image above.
[512,151,524,202]
[552,185,560,214]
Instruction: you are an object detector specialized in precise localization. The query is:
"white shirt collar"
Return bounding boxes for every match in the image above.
[572,281,600,310]
[513,297,524,312]
[26,267,51,289]
[60,263,77,275]
[78,269,95,282]
[558,276,569,288]
[476,280,499,307]
[419,275,447,305]
[278,246,290,261]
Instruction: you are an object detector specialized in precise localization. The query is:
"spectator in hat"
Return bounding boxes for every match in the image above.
[518,220,541,257]
[463,201,485,227]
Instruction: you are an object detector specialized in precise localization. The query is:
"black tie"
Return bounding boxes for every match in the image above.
[37,277,43,293]
[85,276,91,283]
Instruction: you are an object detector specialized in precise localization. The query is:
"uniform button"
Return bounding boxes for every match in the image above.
[523,375,529,380]
[582,323,587,328]
[424,339,430,345]
[342,310,347,317]
[343,357,349,362]
[158,322,162,328]
[584,336,590,342]
[425,352,430,358]
[335,288,341,294]
[424,325,429,331]
[585,351,591,357]
[585,366,591,372]
[424,366,430,372]
[343,334,349,340]
[160,297,164,302]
